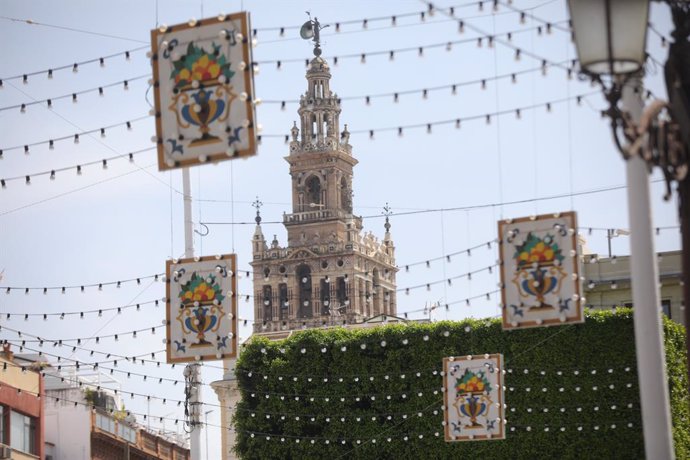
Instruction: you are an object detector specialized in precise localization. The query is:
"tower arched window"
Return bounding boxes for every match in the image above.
[340,177,352,213]
[296,264,312,318]
[305,176,321,206]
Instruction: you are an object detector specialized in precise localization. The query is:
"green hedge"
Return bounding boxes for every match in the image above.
[234,309,689,459]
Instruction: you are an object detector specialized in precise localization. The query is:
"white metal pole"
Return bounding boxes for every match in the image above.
[623,80,675,459]
[183,168,195,259]
[182,167,203,460]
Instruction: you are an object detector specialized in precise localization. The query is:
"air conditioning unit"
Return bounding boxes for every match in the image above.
[0,446,12,459]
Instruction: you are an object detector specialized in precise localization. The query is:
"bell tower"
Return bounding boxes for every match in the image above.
[250,23,398,333]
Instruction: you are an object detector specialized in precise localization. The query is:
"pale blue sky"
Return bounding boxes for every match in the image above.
[0,1,679,458]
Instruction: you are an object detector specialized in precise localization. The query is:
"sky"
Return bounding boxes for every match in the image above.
[0,1,680,459]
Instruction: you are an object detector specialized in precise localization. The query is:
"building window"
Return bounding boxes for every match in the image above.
[297,265,312,318]
[0,406,5,445]
[321,279,331,315]
[336,277,348,307]
[263,285,273,320]
[10,410,36,455]
[305,176,321,206]
[662,299,672,318]
[279,283,289,320]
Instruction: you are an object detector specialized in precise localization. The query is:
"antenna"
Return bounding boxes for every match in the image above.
[299,12,329,56]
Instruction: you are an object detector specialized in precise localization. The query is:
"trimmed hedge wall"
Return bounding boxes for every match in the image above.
[234,309,689,459]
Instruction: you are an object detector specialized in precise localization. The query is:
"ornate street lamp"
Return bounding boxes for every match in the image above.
[570,0,649,76]
[569,1,690,458]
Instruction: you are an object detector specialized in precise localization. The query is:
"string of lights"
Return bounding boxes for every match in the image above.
[0,381,194,428]
[1,114,151,155]
[248,238,496,277]
[1,340,196,387]
[231,363,635,383]
[267,91,599,141]
[1,59,571,155]
[1,339,164,370]
[239,419,638,445]
[0,298,163,320]
[248,263,496,298]
[0,357,230,412]
[0,146,154,187]
[238,399,635,422]
[0,92,595,188]
[1,272,162,294]
[0,321,165,343]
[1,374,639,440]
[264,59,572,106]
[255,21,570,68]
[0,46,147,82]
[202,179,670,228]
[423,0,570,73]
[496,0,571,33]
[647,21,671,48]
[250,1,483,36]
[1,233,676,305]
[0,0,561,84]
[1,75,148,113]
[0,5,461,84]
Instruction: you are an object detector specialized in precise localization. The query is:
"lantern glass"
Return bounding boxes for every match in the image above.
[568,0,650,76]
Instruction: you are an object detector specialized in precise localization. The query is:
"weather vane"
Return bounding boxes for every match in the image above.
[300,12,330,56]
[383,202,392,232]
[252,196,263,225]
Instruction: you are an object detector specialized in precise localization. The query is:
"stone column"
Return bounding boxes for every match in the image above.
[211,363,240,460]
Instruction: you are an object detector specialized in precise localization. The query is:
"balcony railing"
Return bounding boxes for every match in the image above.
[284,208,351,224]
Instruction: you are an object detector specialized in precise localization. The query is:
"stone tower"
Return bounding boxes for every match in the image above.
[250,54,398,333]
